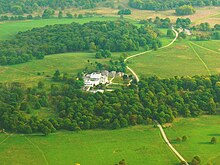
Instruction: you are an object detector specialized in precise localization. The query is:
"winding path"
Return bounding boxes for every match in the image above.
[124,27,180,82]
[125,27,189,164]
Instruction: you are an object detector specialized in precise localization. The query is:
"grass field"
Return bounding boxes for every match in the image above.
[165,115,220,165]
[0,17,121,40]
[0,126,178,165]
[128,40,220,78]
[0,52,110,86]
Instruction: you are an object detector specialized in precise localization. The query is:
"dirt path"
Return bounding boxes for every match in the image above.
[124,27,179,82]
[125,27,189,164]
[24,136,49,165]
[188,42,211,75]
[156,121,189,165]
[189,41,220,55]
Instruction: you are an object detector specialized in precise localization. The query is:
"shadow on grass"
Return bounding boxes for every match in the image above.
[208,134,220,136]
[198,141,211,145]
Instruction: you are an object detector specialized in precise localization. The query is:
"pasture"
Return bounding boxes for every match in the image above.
[0,126,178,165]
[0,52,109,86]
[128,40,220,78]
[0,16,121,40]
[165,115,220,165]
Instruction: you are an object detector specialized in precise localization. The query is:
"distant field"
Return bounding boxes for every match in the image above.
[0,126,178,165]
[166,115,220,165]
[128,40,220,78]
[0,17,121,40]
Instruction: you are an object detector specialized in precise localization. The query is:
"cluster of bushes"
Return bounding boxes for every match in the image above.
[1,74,220,135]
[118,9,132,15]
[0,0,107,14]
[0,20,161,65]
[129,0,220,11]
[95,49,111,59]
[176,18,191,28]
[175,5,196,16]
[191,23,220,40]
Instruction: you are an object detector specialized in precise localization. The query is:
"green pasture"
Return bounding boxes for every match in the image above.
[0,126,178,165]
[0,17,120,40]
[166,115,220,165]
[128,40,220,78]
[0,52,110,86]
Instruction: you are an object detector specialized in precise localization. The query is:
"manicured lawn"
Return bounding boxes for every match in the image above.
[0,126,178,165]
[165,115,220,165]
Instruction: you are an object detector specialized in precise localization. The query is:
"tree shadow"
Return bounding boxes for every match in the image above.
[198,141,211,145]
[208,134,220,136]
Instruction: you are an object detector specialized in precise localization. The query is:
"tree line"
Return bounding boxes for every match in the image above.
[129,0,220,10]
[0,0,107,14]
[0,73,220,135]
[0,20,161,65]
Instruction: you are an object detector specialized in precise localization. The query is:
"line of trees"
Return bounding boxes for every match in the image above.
[129,0,220,10]
[1,74,220,135]
[0,20,161,65]
[0,0,107,14]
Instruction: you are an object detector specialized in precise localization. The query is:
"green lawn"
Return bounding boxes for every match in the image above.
[0,126,178,165]
[0,17,120,40]
[128,40,220,78]
[165,115,220,165]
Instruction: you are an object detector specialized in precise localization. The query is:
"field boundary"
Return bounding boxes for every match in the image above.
[24,136,49,165]
[188,42,211,75]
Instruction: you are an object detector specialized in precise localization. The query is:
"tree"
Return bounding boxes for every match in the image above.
[58,11,63,19]
[191,156,201,165]
[11,5,23,15]
[53,70,61,81]
[41,126,50,136]
[176,137,182,142]
[42,9,55,19]
[167,29,174,37]
[66,13,73,18]
[182,135,188,142]
[38,81,45,89]
[211,137,217,144]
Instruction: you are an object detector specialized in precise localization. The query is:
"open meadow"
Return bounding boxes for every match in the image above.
[128,40,220,78]
[0,126,178,165]
[165,115,220,165]
[0,17,122,40]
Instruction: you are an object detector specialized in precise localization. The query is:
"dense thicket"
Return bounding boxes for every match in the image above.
[0,20,161,65]
[0,74,220,135]
[0,0,106,14]
[129,0,220,10]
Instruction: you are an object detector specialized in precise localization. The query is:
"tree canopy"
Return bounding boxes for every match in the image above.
[0,20,161,65]
[0,0,107,14]
[129,0,220,10]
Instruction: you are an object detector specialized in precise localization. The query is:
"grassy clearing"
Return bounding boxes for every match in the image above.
[166,115,220,165]
[0,16,120,40]
[0,126,178,165]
